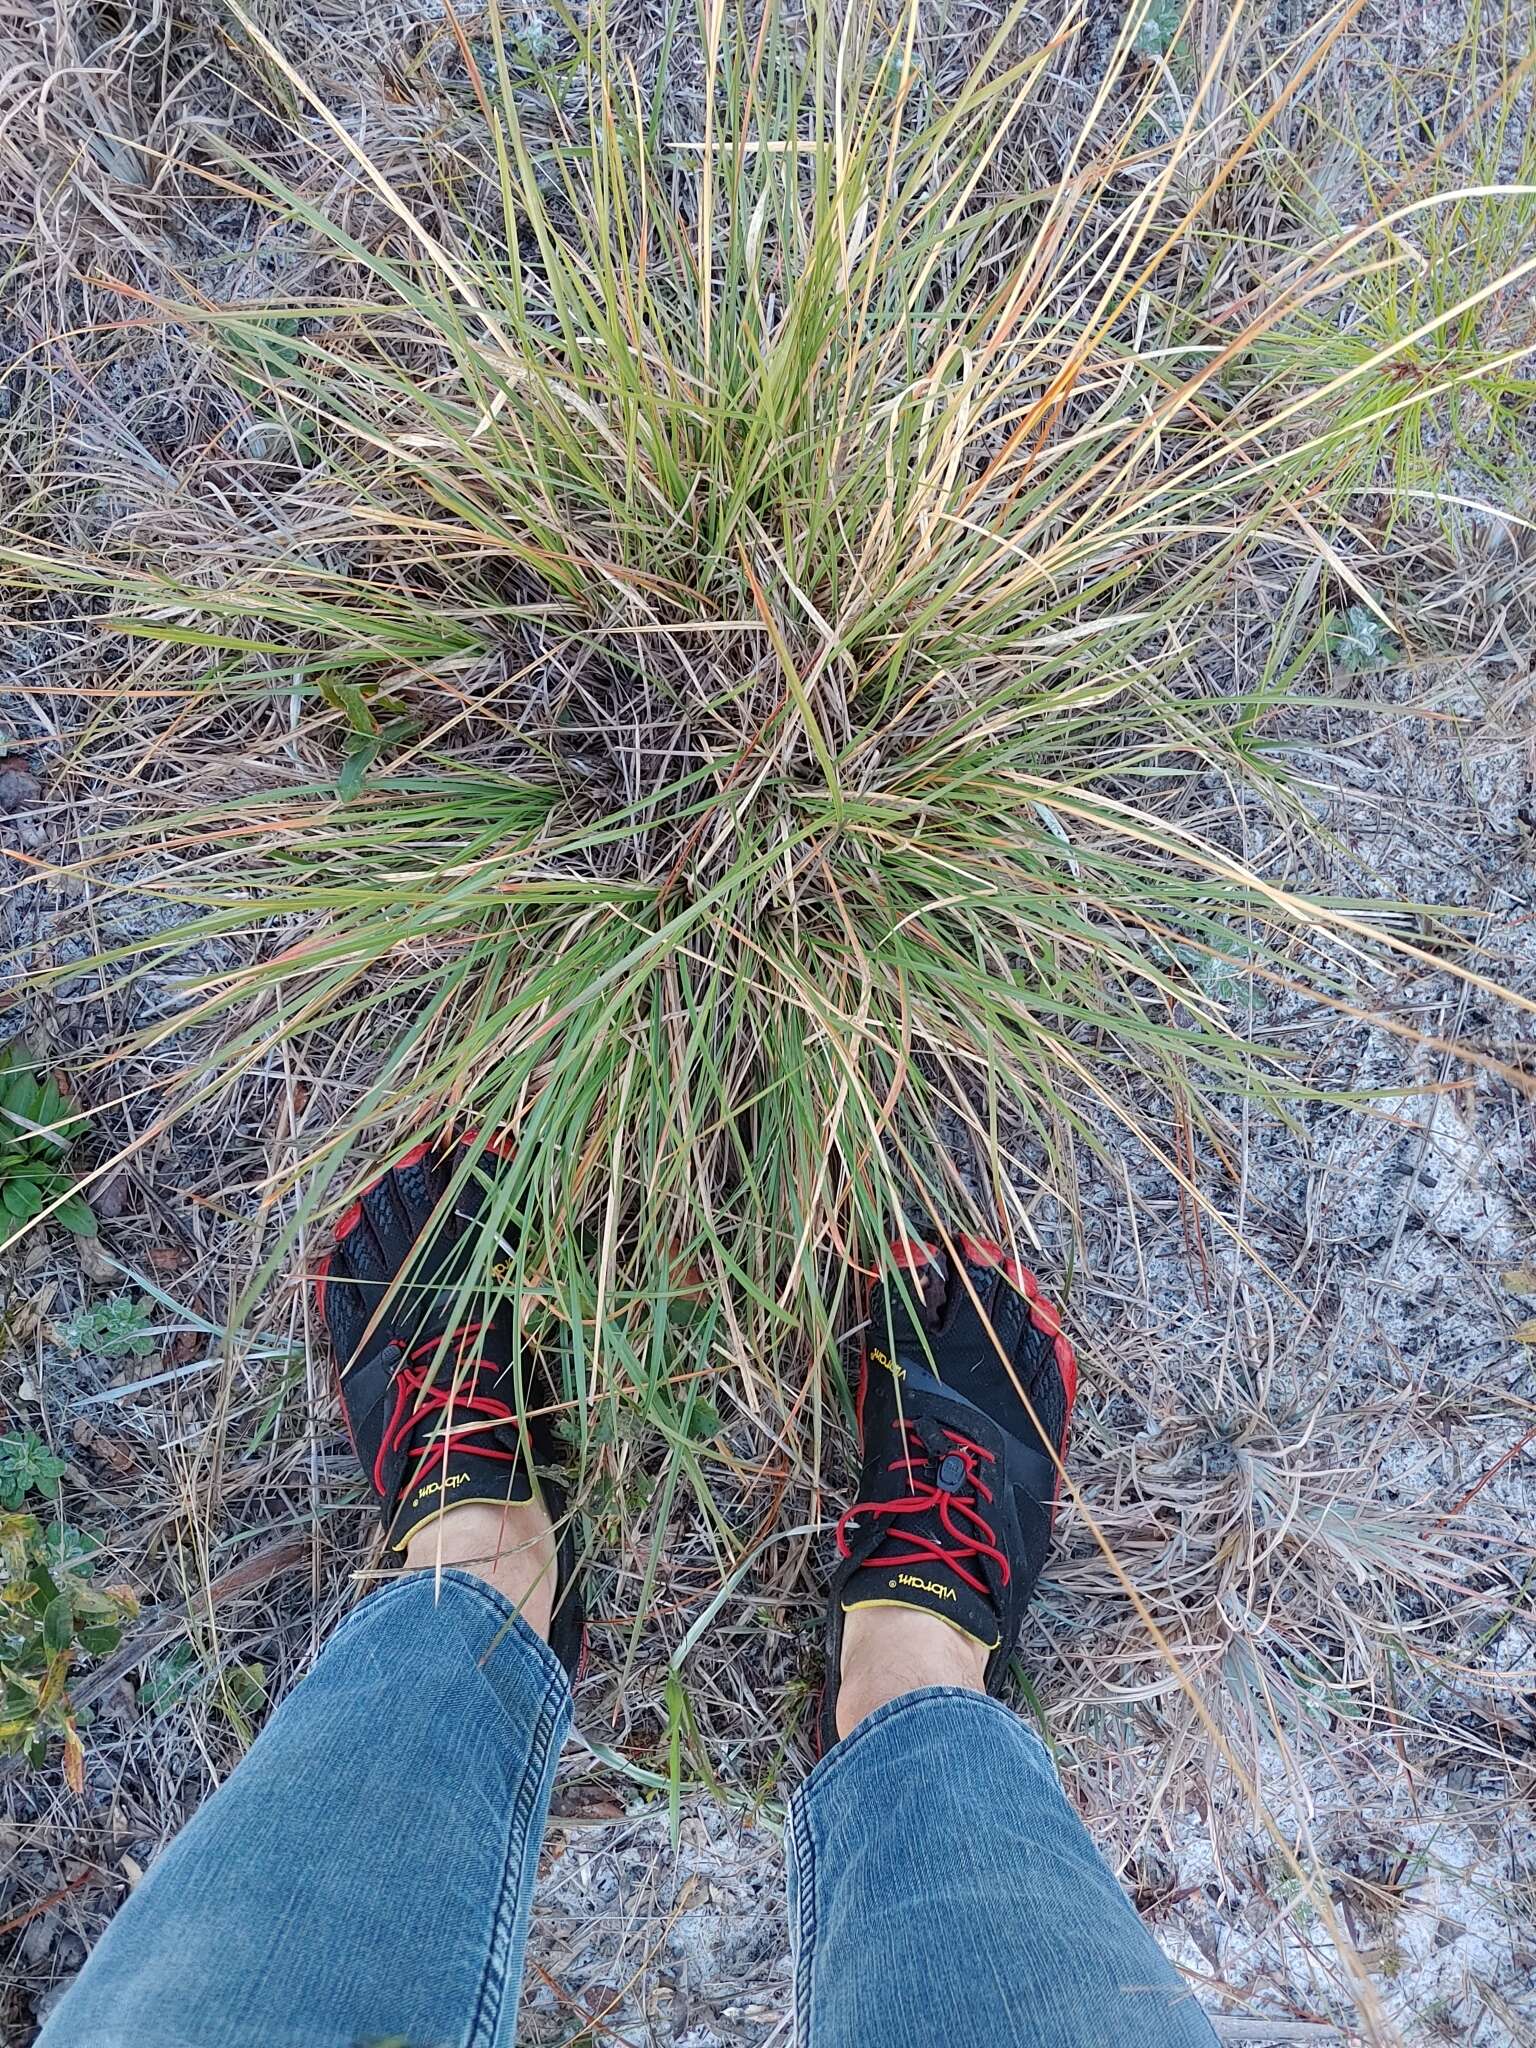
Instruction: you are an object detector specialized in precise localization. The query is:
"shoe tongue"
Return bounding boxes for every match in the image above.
[839,1555,1001,1654]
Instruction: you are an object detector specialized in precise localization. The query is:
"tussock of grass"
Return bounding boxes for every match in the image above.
[6,0,1534,1603]
[12,1,1531,1319]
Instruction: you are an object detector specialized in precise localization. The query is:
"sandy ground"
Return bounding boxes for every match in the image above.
[2,0,1534,2042]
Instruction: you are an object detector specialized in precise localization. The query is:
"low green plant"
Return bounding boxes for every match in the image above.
[140,1642,268,1736]
[1327,603,1400,673]
[1132,0,1182,60]
[0,1047,96,1238]
[0,1429,67,1510]
[0,1433,136,1782]
[59,1294,158,1361]
[139,1640,200,1714]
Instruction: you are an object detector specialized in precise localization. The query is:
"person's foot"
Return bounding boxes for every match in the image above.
[402,1500,560,1637]
[315,1135,584,1676]
[823,1234,1077,1747]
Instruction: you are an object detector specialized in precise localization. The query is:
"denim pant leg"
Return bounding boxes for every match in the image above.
[39,1570,571,2048]
[788,1688,1217,2048]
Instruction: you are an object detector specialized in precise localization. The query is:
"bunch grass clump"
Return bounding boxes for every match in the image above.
[3,0,1533,1592]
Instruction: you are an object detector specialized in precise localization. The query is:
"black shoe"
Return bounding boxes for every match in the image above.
[315,1135,584,1680]
[821,1233,1077,1751]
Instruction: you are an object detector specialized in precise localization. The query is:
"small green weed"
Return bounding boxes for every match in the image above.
[140,1641,269,1736]
[0,1046,96,1239]
[139,1640,200,1714]
[0,1432,136,1783]
[1327,604,1401,674]
[0,1430,67,1509]
[1131,0,1182,60]
[59,1294,158,1361]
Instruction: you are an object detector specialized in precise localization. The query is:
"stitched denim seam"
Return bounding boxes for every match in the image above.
[350,1575,569,2048]
[787,1786,821,2046]
[466,1659,570,2048]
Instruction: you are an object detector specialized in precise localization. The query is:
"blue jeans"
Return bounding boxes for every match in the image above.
[40,1573,1215,2047]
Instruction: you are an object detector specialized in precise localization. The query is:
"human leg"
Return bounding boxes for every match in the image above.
[43,1140,582,2048]
[797,1237,1216,2047]
[789,1678,1216,2047]
[39,1563,570,2048]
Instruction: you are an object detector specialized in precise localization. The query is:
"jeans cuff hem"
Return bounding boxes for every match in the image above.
[344,1568,574,1701]
[799,1685,1049,1803]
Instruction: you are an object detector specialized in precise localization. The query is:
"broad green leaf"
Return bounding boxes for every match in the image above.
[1,1179,43,1220]
[42,1592,74,1655]
[338,734,383,800]
[1132,0,1180,57]
[52,1194,98,1238]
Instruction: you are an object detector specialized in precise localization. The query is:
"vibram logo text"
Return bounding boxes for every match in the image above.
[411,1472,469,1505]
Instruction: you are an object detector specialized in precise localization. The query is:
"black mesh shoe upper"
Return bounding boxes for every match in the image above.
[316,1137,583,1679]
[821,1234,1077,1750]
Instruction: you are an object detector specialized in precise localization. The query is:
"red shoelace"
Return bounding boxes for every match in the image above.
[372,1322,523,1497]
[834,1420,1010,1597]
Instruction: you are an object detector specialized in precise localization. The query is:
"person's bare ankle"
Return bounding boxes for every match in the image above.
[402,1499,556,1639]
[835,1604,989,1741]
